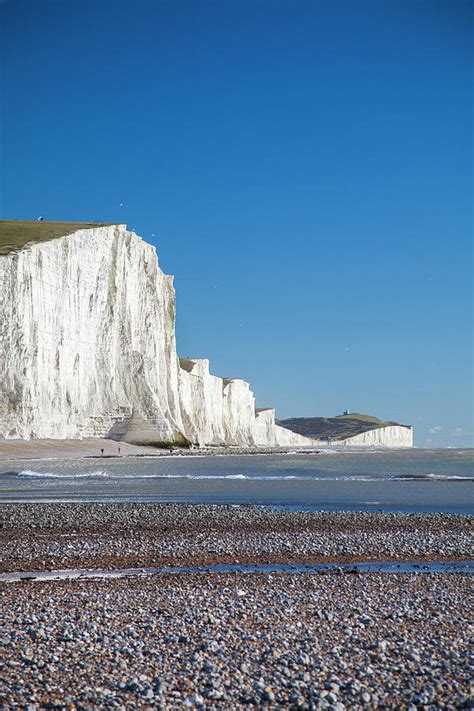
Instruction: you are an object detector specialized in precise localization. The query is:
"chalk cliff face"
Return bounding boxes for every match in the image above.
[278,413,414,448]
[307,425,413,448]
[177,359,257,446]
[0,224,314,447]
[338,425,413,447]
[0,222,412,448]
[0,225,186,442]
[254,409,317,447]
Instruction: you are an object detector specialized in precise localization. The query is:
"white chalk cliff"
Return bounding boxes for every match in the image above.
[340,425,413,447]
[309,426,413,448]
[0,224,313,447]
[254,409,315,447]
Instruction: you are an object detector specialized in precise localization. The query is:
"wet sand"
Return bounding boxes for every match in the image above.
[0,439,294,462]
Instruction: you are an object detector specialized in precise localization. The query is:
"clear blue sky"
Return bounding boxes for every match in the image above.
[1,0,472,447]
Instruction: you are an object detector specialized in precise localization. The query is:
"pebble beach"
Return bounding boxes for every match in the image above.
[0,503,471,572]
[1,572,471,709]
[0,503,472,709]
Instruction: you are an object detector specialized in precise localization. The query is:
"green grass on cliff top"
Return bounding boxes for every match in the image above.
[0,220,115,255]
[278,413,411,440]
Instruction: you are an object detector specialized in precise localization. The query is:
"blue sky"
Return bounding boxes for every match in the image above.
[1,0,472,446]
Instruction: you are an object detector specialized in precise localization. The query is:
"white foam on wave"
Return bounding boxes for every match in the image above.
[18,470,110,479]
[15,471,383,482]
[396,473,473,481]
[15,470,473,482]
[17,471,297,481]
[315,448,388,455]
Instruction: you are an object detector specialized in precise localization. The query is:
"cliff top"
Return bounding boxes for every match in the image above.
[279,413,411,440]
[0,220,115,255]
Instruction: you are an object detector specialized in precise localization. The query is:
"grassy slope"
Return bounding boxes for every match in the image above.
[278,413,410,440]
[0,220,115,255]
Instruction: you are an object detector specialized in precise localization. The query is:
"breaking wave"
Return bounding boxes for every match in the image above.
[396,473,474,481]
[18,470,110,479]
[14,470,473,482]
[16,470,301,480]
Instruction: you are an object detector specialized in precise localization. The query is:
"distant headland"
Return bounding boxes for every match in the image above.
[279,412,413,447]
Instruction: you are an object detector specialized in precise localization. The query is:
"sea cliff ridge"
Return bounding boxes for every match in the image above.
[280,413,413,447]
[0,221,312,447]
[0,221,412,448]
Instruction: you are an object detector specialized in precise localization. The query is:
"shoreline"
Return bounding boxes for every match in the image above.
[0,438,433,463]
[2,551,472,576]
[2,559,472,583]
[0,438,319,462]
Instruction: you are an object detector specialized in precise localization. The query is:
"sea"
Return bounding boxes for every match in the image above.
[0,448,472,514]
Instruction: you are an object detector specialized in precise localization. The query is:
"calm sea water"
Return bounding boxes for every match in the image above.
[0,448,472,514]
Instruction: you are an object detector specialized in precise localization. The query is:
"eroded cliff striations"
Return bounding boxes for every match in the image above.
[0,222,313,447]
[1,225,185,442]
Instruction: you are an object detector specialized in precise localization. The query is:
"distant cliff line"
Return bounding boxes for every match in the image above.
[279,413,413,447]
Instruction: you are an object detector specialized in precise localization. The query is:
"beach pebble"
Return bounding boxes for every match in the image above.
[0,505,470,709]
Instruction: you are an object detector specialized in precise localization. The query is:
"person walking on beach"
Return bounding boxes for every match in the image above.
[100,448,104,456]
